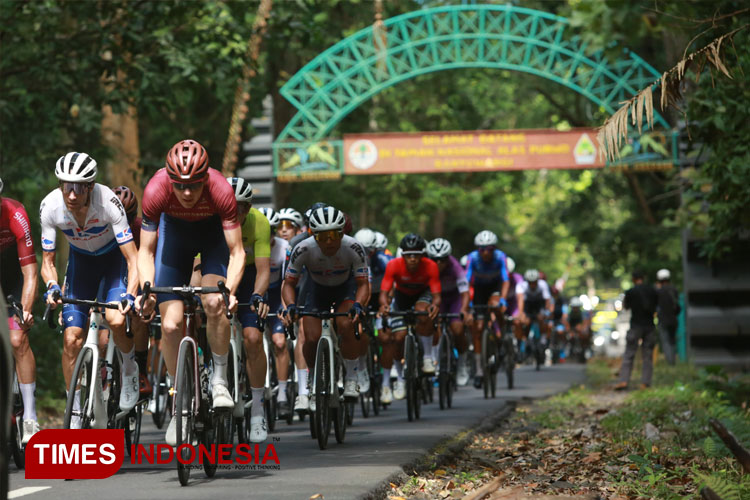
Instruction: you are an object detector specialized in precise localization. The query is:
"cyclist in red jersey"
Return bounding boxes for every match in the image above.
[1,179,40,443]
[135,139,245,446]
[378,233,441,402]
[113,185,152,396]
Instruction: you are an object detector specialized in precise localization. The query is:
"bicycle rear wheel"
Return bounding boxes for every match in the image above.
[480,328,491,399]
[333,360,347,444]
[64,348,94,429]
[405,335,416,422]
[10,383,25,468]
[314,337,331,450]
[504,334,515,390]
[151,352,170,429]
[438,333,449,410]
[266,346,278,433]
[175,344,195,486]
[124,404,143,454]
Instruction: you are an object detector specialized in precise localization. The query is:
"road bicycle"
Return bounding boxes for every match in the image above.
[6,296,28,469]
[141,281,231,486]
[474,306,515,397]
[436,312,463,410]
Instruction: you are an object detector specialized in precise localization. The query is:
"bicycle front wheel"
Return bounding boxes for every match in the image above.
[314,337,331,450]
[64,348,94,429]
[175,344,196,486]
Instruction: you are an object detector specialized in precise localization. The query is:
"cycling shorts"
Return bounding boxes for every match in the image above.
[440,290,462,318]
[2,247,23,330]
[473,279,502,306]
[63,246,128,329]
[266,285,285,335]
[154,214,229,304]
[304,276,357,312]
[236,265,260,329]
[389,288,432,332]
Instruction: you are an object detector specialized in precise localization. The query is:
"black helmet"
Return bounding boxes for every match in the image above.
[399,233,426,253]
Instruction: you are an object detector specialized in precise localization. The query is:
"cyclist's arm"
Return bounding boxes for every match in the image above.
[379,261,396,311]
[354,277,369,306]
[427,260,442,310]
[501,280,510,301]
[223,225,245,295]
[460,290,470,315]
[20,262,38,315]
[137,227,158,288]
[516,292,525,319]
[254,257,270,297]
[281,277,298,307]
[40,250,59,293]
[118,241,139,298]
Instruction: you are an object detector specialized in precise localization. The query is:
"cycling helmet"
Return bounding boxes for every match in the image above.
[506,256,516,273]
[226,177,253,203]
[113,186,138,218]
[374,231,388,251]
[474,230,498,246]
[304,202,328,221]
[343,213,353,235]
[354,228,377,249]
[259,207,280,227]
[524,269,540,282]
[55,152,98,182]
[399,233,426,254]
[426,238,452,259]
[460,254,468,267]
[656,268,671,281]
[278,208,304,227]
[308,206,345,232]
[0,177,3,195]
[570,296,583,308]
[165,139,209,182]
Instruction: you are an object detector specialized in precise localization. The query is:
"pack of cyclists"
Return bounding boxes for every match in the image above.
[1,140,592,451]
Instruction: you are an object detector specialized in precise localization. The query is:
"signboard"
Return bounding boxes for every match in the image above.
[273,140,343,182]
[343,129,604,175]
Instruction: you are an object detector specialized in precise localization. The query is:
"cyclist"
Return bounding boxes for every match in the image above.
[281,206,370,402]
[257,207,293,417]
[378,233,441,402]
[113,185,152,396]
[136,140,245,446]
[550,282,568,355]
[40,153,140,422]
[277,208,304,242]
[517,269,553,358]
[504,257,526,341]
[227,178,272,442]
[465,230,509,389]
[566,296,591,359]
[1,178,40,443]
[426,238,471,386]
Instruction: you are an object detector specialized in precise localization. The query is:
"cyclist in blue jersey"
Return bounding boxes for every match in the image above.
[465,230,510,389]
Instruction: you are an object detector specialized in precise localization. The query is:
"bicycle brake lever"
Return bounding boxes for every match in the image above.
[217,280,232,319]
[121,298,133,338]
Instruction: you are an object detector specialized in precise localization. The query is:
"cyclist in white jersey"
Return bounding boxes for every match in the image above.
[40,152,140,416]
[281,207,370,402]
[257,207,292,413]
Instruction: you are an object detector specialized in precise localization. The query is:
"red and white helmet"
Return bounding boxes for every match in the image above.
[165,139,209,183]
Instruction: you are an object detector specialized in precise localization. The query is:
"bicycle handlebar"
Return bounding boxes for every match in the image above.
[6,295,28,329]
[42,291,132,337]
[141,280,233,319]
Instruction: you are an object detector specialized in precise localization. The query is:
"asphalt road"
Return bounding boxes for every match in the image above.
[8,363,585,500]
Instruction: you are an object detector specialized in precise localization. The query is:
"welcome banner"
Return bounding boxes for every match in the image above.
[343,128,604,175]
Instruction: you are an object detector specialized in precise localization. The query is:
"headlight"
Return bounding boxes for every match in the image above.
[594,336,605,347]
[611,331,620,340]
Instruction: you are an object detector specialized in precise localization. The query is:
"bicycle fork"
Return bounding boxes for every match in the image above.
[311,319,339,409]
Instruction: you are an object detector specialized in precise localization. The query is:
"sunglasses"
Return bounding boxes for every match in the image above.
[402,251,423,258]
[172,181,204,191]
[59,182,92,195]
[279,220,298,230]
[314,230,343,242]
[433,257,449,263]
[478,246,495,253]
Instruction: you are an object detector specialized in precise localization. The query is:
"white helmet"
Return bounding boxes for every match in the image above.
[460,254,468,267]
[308,206,345,232]
[570,296,583,308]
[0,177,3,194]
[396,247,403,258]
[258,207,280,227]
[55,152,97,182]
[656,268,671,281]
[374,231,388,251]
[226,177,253,203]
[524,269,539,282]
[278,208,303,227]
[426,238,452,259]
[354,228,377,249]
[474,230,498,246]
[506,256,516,273]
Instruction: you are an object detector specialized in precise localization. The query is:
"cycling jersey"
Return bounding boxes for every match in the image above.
[517,279,551,315]
[465,249,509,285]
[141,167,238,231]
[129,216,142,249]
[569,308,589,328]
[439,255,469,295]
[369,249,392,294]
[241,208,271,266]
[506,272,523,315]
[285,235,369,287]
[552,294,567,322]
[380,257,441,296]
[40,184,133,255]
[1,197,37,267]
[269,236,289,288]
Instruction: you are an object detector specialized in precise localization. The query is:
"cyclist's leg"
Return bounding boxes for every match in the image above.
[414,294,436,371]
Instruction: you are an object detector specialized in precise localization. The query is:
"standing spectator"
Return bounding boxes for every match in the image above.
[615,270,658,390]
[655,268,680,365]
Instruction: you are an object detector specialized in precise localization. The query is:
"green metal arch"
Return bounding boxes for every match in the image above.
[277,4,668,142]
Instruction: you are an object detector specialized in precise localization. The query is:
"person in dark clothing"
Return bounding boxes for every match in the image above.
[655,268,680,365]
[615,270,658,390]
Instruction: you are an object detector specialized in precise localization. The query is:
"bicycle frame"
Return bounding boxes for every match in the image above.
[77,310,117,428]
[229,317,245,419]
[311,317,339,408]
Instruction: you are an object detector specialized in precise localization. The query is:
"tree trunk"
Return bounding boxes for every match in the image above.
[101,94,142,201]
